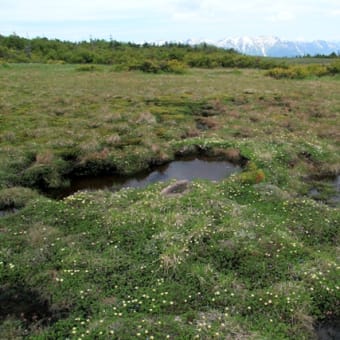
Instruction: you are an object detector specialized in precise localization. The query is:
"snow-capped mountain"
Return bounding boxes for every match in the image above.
[215,36,281,56]
[184,36,340,57]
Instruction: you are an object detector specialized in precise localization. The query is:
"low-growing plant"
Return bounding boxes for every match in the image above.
[238,161,266,184]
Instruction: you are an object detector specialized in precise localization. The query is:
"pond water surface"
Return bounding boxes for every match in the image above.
[54,157,241,198]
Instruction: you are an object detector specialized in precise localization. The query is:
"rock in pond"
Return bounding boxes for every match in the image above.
[161,180,189,196]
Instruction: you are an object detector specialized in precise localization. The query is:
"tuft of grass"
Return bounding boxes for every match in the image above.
[0,187,39,209]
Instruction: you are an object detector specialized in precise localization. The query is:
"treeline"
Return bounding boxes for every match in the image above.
[0,34,283,72]
[2,34,339,76]
[301,52,339,59]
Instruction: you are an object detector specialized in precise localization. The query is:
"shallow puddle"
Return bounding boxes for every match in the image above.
[53,156,241,198]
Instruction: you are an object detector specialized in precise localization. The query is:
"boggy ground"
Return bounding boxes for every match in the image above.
[0,64,339,339]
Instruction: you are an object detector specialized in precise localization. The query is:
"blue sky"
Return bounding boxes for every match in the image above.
[1,0,339,42]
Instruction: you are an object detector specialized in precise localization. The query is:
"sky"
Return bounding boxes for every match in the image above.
[0,0,339,42]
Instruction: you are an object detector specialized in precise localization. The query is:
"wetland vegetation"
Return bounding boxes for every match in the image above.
[0,38,339,339]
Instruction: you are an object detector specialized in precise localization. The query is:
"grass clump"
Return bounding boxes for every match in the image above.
[0,187,39,209]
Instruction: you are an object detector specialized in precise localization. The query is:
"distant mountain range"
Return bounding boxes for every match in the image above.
[183,36,340,57]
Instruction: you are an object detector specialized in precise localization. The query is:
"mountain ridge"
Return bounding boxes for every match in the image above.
[183,36,340,57]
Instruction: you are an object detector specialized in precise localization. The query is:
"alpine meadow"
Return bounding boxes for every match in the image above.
[0,35,339,339]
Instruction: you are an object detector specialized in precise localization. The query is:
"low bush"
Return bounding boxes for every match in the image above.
[266,62,340,79]
[238,161,266,184]
[128,59,188,74]
[327,60,340,74]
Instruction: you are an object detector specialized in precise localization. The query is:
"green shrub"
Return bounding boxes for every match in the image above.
[238,161,266,184]
[266,63,338,79]
[163,60,188,74]
[327,60,340,74]
[266,66,308,79]
[128,59,188,74]
[128,59,160,73]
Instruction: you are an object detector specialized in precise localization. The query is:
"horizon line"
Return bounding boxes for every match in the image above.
[1,32,340,44]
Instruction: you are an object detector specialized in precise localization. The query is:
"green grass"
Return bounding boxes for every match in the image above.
[0,64,339,339]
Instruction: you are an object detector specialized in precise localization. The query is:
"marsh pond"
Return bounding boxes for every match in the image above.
[52,156,242,198]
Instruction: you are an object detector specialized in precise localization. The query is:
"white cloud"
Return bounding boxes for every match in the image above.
[0,0,166,22]
[1,0,338,23]
[328,9,340,16]
[1,0,339,41]
[268,11,295,22]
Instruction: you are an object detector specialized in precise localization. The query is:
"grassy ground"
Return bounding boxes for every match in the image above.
[0,64,339,339]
